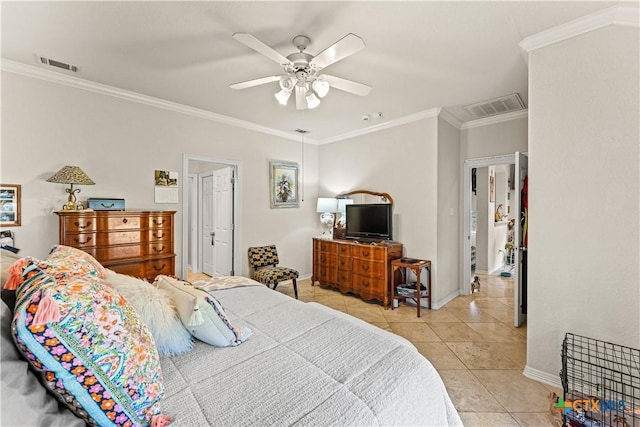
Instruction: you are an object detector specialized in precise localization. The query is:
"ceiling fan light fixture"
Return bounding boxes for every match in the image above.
[275,89,292,106]
[279,76,296,91]
[312,79,330,98]
[306,91,321,109]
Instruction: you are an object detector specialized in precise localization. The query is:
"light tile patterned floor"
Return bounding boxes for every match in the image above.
[188,271,562,426]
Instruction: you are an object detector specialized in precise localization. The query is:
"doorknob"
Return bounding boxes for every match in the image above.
[210,231,215,246]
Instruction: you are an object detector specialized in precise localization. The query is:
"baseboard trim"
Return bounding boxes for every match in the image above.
[432,289,461,309]
[523,365,563,390]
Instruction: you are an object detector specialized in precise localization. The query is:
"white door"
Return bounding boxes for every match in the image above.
[212,167,233,277]
[513,152,528,327]
[200,172,215,276]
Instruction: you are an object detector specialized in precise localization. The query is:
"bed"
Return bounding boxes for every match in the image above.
[1,247,462,426]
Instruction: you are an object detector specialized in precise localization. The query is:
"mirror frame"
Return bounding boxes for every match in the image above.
[336,189,394,204]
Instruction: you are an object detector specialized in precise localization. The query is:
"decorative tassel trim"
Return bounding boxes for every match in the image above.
[4,258,26,290]
[151,414,172,427]
[32,289,60,325]
[187,303,204,327]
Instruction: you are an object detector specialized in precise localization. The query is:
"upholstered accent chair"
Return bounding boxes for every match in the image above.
[247,245,299,299]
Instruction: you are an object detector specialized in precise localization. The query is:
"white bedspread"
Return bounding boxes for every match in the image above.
[160,282,462,426]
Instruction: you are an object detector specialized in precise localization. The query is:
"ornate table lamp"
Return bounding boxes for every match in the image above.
[316,197,338,239]
[46,166,95,210]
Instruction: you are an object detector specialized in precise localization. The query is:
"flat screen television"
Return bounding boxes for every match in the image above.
[345,203,393,242]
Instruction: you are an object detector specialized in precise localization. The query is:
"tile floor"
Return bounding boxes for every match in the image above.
[189,270,562,426]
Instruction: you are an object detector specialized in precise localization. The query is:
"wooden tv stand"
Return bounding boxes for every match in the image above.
[312,238,403,308]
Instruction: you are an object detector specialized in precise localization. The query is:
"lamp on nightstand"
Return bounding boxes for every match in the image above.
[47,166,95,210]
[316,197,338,239]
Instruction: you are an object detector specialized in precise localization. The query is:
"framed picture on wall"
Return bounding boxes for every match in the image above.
[270,161,299,208]
[0,184,21,226]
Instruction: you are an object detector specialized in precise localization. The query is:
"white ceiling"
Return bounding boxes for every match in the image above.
[1,1,621,141]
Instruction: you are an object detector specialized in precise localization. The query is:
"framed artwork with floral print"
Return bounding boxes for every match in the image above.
[269,161,299,208]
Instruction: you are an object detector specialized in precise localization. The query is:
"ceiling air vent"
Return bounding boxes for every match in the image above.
[34,54,80,73]
[463,93,525,120]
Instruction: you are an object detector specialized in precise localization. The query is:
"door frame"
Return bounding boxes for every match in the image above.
[462,153,515,296]
[181,154,242,279]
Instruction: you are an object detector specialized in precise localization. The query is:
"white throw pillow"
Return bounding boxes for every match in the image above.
[155,275,251,347]
[104,270,193,355]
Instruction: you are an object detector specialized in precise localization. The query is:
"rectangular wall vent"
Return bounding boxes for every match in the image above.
[463,93,525,119]
[34,54,80,73]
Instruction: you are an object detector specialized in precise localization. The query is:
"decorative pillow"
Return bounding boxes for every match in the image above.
[104,269,193,356]
[11,261,169,427]
[154,275,251,347]
[40,245,107,279]
[1,299,86,427]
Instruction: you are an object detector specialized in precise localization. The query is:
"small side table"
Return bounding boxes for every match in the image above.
[391,258,432,317]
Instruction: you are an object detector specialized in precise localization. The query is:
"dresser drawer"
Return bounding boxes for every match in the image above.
[147,242,173,256]
[102,215,143,230]
[316,267,338,284]
[144,257,175,279]
[353,245,385,261]
[62,233,98,249]
[337,243,352,256]
[353,259,386,277]
[63,217,97,233]
[319,240,337,253]
[97,231,144,246]
[149,215,172,228]
[337,256,352,270]
[351,274,386,297]
[318,252,337,268]
[148,228,172,242]
[96,244,144,261]
[337,270,352,285]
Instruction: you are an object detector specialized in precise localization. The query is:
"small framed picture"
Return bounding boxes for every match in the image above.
[0,184,21,227]
[270,161,299,209]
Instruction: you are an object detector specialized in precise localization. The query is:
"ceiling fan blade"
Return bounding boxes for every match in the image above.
[232,33,292,66]
[311,33,366,69]
[230,75,281,90]
[322,74,372,96]
[295,86,307,110]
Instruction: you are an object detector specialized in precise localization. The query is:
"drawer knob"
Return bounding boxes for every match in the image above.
[152,245,165,253]
[153,219,165,226]
[362,265,369,271]
[73,221,92,230]
[362,251,369,257]
[73,236,92,245]
[153,232,164,239]
[101,203,115,208]
[152,264,166,271]
[122,218,128,224]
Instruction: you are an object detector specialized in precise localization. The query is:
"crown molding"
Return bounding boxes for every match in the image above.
[461,109,528,130]
[1,59,320,145]
[438,108,462,129]
[519,5,639,54]
[318,108,442,145]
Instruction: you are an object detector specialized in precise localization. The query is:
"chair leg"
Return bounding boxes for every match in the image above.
[272,283,278,291]
[293,278,298,299]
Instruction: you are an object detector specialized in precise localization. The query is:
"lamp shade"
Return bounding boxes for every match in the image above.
[316,197,337,213]
[337,198,354,214]
[46,166,95,185]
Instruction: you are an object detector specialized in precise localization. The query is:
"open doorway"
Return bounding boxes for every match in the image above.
[463,153,528,327]
[181,154,242,281]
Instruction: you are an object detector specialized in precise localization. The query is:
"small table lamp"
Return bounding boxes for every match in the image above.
[47,166,95,210]
[316,197,338,238]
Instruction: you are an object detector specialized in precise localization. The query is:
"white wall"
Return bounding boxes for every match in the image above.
[526,25,640,380]
[461,117,528,160]
[0,71,320,278]
[318,118,446,300]
[437,117,461,300]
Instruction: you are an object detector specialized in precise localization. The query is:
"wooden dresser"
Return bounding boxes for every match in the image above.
[56,210,176,281]
[312,238,402,307]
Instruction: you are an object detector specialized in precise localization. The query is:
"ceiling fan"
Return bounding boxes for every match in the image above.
[230,32,372,110]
